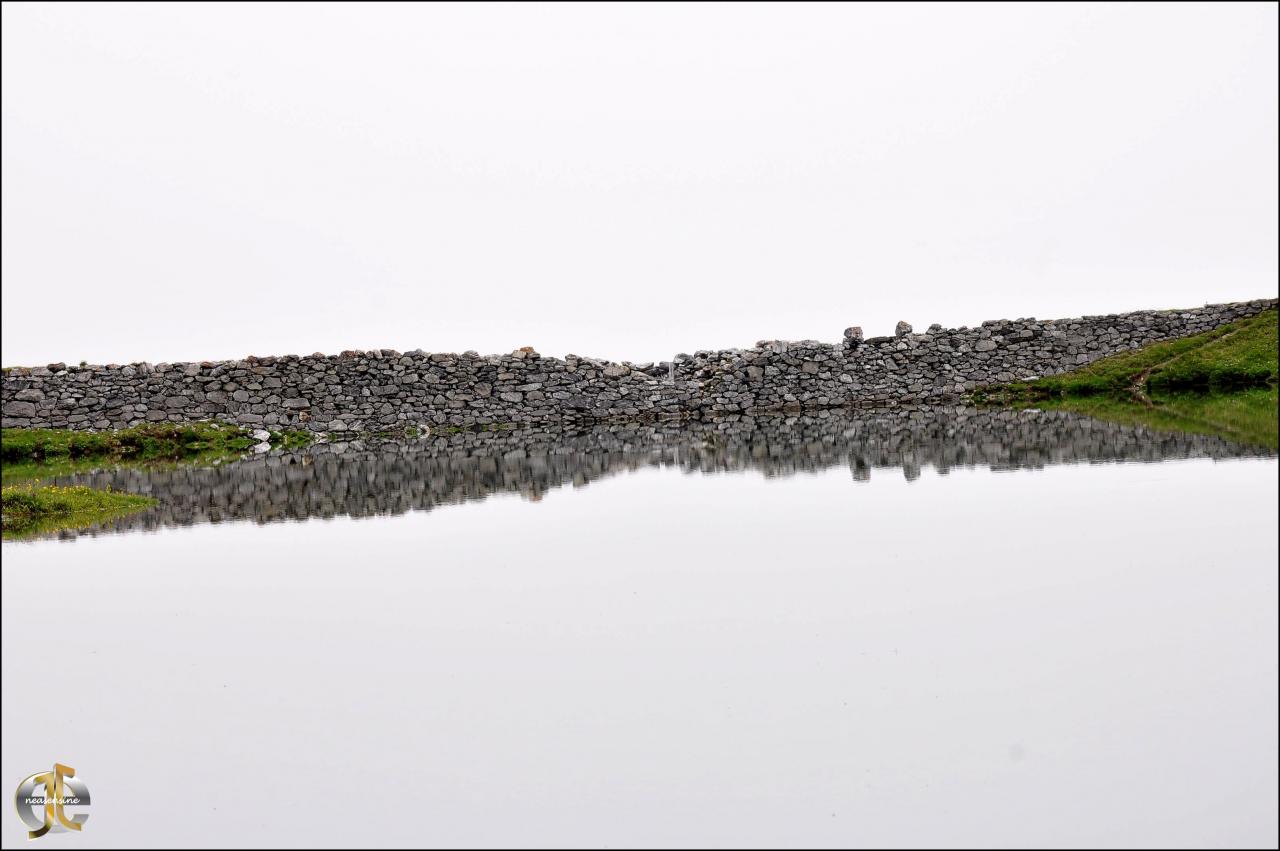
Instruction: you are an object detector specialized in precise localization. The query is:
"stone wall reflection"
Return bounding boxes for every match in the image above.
[46,407,1275,539]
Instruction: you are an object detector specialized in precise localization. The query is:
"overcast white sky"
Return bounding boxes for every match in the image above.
[2,2,1276,366]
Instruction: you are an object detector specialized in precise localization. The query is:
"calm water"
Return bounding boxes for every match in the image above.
[3,408,1277,848]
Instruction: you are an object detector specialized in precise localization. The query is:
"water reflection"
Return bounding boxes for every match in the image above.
[28,406,1273,541]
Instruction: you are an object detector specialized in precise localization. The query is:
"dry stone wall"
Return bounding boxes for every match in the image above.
[2,299,1274,432]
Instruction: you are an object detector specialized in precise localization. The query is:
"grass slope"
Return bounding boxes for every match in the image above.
[975,308,1278,449]
[977,308,1277,400]
[0,421,311,535]
[0,421,312,485]
[4,421,255,462]
[1,484,156,540]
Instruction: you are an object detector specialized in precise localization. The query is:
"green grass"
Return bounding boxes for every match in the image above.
[270,429,314,449]
[1,421,257,463]
[4,454,186,486]
[1038,387,1278,450]
[976,308,1278,400]
[1,483,156,540]
[0,422,313,485]
[1148,313,1278,390]
[0,423,317,536]
[974,309,1278,448]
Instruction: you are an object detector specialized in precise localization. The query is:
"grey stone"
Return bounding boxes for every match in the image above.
[2,298,1272,433]
[2,400,37,417]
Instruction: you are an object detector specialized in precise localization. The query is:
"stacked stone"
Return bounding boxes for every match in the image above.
[1,347,699,433]
[2,299,1274,432]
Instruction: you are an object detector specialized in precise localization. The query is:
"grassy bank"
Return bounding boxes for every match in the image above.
[1,484,156,540]
[1,421,305,463]
[974,308,1278,449]
[0,421,312,536]
[0,421,312,485]
[975,308,1277,401]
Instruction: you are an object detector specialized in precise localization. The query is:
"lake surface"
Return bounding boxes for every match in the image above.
[3,407,1277,848]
